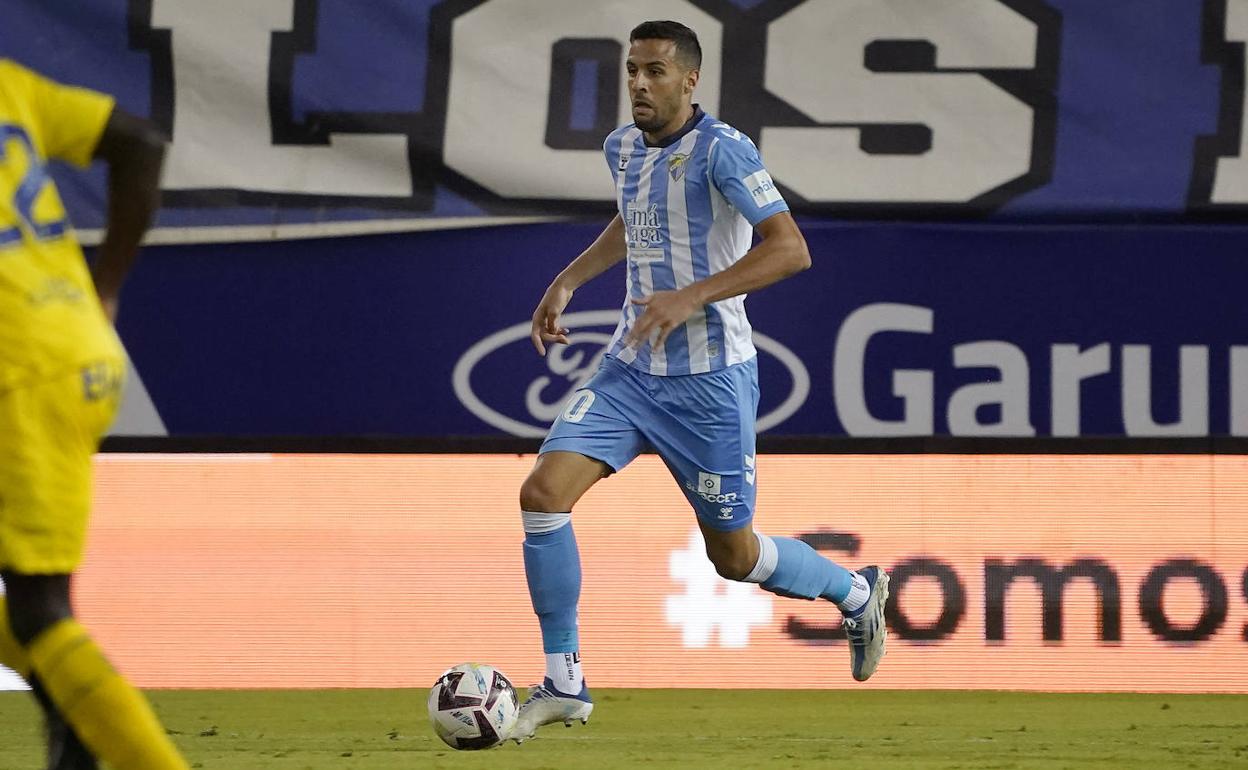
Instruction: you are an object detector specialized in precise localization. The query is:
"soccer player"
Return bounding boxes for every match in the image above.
[512,21,889,742]
[0,59,188,769]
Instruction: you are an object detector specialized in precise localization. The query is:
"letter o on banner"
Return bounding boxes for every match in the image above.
[445,0,722,200]
[1138,559,1228,643]
[886,558,966,641]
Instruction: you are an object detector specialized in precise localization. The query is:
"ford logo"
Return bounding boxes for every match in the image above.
[453,310,810,437]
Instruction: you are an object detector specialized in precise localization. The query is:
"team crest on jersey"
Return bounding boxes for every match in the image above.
[668,153,689,181]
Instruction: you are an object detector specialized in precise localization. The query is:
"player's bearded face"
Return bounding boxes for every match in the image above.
[627,40,696,133]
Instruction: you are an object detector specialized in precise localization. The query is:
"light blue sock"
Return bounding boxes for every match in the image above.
[522,514,581,653]
[761,535,854,603]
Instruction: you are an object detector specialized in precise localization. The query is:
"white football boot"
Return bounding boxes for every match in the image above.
[842,565,890,682]
[510,678,594,744]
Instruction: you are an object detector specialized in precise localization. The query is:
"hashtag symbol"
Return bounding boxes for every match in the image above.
[665,530,772,648]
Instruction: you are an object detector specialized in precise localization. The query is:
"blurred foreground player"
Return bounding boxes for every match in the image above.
[513,21,889,743]
[0,59,187,769]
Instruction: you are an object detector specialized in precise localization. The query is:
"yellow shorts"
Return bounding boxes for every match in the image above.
[0,358,124,574]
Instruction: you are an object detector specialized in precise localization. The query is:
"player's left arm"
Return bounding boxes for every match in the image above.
[90,108,166,322]
[684,210,810,303]
[627,211,810,348]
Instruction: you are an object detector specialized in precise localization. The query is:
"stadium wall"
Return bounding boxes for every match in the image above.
[32,452,1248,693]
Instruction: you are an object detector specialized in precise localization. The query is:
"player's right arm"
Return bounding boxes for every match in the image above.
[530,213,627,355]
[89,109,166,323]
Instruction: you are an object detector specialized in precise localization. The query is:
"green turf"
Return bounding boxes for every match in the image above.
[1,689,1246,768]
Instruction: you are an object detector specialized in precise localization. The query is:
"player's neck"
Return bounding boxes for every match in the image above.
[643,103,696,146]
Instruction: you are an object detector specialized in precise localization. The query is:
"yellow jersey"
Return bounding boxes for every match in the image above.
[0,58,122,393]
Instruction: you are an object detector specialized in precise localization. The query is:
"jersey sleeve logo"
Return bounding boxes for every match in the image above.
[710,122,742,142]
[742,169,783,208]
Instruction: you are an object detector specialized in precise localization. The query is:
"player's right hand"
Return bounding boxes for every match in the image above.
[530,282,574,355]
[99,293,120,324]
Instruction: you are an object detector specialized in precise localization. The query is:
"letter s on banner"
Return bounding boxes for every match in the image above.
[444,0,721,200]
[1198,0,1248,205]
[761,0,1042,204]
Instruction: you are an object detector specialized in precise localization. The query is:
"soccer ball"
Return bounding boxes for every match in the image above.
[427,663,520,750]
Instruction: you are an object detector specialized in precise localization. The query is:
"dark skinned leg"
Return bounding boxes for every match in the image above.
[4,572,98,770]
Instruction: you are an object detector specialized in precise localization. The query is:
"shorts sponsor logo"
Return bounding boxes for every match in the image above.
[454,311,810,437]
[686,477,738,505]
[698,471,721,495]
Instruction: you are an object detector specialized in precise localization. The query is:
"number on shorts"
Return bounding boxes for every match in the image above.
[561,389,596,423]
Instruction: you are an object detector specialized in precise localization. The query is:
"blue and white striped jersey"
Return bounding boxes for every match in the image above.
[603,107,789,376]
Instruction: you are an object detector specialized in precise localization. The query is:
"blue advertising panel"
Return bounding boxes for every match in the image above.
[111,221,1248,438]
[4,0,1248,438]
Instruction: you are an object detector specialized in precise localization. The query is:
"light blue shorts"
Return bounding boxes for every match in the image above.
[540,355,759,531]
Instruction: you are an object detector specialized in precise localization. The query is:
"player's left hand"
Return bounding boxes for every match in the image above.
[627,289,699,350]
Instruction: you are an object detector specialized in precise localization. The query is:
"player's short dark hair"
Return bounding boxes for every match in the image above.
[629,20,702,71]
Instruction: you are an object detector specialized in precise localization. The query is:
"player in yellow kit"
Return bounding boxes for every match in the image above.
[0,59,187,769]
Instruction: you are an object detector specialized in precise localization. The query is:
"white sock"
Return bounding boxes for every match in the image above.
[545,652,583,695]
[838,572,871,615]
[743,532,779,583]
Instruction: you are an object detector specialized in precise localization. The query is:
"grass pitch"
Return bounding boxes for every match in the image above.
[1,689,1245,768]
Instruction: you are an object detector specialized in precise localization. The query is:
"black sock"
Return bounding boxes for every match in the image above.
[28,676,97,770]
